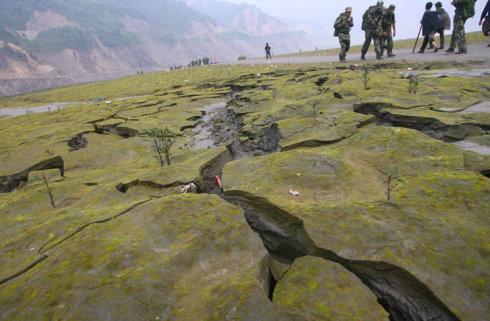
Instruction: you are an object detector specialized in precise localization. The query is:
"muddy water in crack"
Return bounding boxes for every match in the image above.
[187,102,243,150]
[223,191,460,321]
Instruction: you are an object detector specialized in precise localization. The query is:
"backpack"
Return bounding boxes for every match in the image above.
[462,0,477,19]
[333,14,343,36]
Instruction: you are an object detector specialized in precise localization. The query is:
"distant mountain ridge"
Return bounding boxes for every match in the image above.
[185,0,291,35]
[0,0,312,96]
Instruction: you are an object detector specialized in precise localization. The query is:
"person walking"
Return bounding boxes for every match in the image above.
[419,2,442,53]
[265,43,272,59]
[433,2,451,51]
[334,7,354,62]
[361,1,385,61]
[446,0,477,54]
[381,4,397,57]
[480,0,490,47]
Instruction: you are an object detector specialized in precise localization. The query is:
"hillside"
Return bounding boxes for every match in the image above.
[0,0,311,96]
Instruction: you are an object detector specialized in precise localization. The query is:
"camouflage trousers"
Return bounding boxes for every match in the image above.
[361,30,382,58]
[382,31,393,53]
[339,35,351,60]
[449,14,468,51]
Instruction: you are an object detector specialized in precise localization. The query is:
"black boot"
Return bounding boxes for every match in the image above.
[419,37,429,53]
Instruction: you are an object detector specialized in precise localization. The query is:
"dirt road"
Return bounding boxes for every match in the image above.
[235,43,490,66]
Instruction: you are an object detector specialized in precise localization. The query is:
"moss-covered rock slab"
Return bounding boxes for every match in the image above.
[274,256,388,321]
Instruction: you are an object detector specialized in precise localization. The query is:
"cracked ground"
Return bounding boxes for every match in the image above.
[0,59,489,321]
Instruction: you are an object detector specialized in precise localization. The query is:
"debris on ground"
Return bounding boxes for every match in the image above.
[175,183,198,194]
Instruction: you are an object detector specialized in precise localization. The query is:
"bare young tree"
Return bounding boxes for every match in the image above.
[32,172,58,208]
[361,65,371,90]
[408,75,420,94]
[378,165,402,202]
[145,128,177,166]
[309,100,321,117]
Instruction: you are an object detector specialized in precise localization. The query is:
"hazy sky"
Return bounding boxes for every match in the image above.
[227,0,487,47]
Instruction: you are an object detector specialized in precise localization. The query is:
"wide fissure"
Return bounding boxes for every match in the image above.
[223,191,461,321]
[353,102,488,143]
[0,156,64,193]
[183,97,463,320]
[100,91,470,321]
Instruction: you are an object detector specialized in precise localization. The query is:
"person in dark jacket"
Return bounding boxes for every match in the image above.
[433,2,451,51]
[265,43,272,59]
[480,0,490,46]
[419,2,443,53]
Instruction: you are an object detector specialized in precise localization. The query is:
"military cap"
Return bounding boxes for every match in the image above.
[345,7,352,12]
[377,1,384,5]
[388,4,396,9]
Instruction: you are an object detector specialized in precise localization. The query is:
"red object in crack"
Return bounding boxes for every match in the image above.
[215,175,222,189]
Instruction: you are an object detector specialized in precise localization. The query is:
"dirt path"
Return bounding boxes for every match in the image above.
[235,43,490,67]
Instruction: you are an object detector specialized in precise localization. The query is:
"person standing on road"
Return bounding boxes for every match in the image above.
[419,2,442,53]
[381,4,397,57]
[433,2,451,52]
[446,0,477,54]
[361,1,385,61]
[480,0,490,47]
[334,7,354,62]
[265,43,272,59]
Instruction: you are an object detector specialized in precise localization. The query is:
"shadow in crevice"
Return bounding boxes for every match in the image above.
[354,102,488,143]
[223,190,461,321]
[0,156,64,193]
[267,268,278,301]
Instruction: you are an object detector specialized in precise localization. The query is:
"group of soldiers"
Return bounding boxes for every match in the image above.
[334,1,397,61]
[262,0,487,62]
[333,0,480,62]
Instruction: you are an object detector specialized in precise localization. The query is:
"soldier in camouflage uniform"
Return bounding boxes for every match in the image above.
[334,7,354,62]
[447,0,477,53]
[381,4,397,57]
[361,1,385,61]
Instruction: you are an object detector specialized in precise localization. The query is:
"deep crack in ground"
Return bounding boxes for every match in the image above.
[1,79,478,320]
[353,102,489,143]
[223,191,461,321]
[186,97,463,321]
